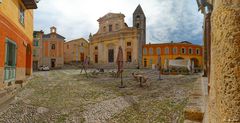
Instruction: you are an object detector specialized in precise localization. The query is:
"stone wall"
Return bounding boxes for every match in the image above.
[209,1,240,122]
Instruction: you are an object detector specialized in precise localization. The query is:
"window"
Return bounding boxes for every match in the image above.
[109,25,112,32]
[67,45,69,49]
[143,48,147,55]
[33,33,37,38]
[144,58,147,67]
[127,42,131,46]
[173,47,177,54]
[51,44,55,50]
[165,47,169,54]
[33,40,38,46]
[156,48,161,55]
[196,49,200,55]
[181,48,186,54]
[189,48,193,54]
[5,39,17,81]
[136,23,140,28]
[149,48,153,55]
[136,15,140,19]
[5,39,17,67]
[95,46,98,50]
[19,5,25,25]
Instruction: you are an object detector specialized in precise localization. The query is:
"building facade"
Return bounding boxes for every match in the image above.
[142,41,203,69]
[0,0,37,89]
[64,38,89,64]
[89,5,146,68]
[33,27,65,69]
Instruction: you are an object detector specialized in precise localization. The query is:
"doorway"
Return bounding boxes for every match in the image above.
[108,49,114,63]
[51,59,56,68]
[127,51,132,62]
[33,61,38,71]
[144,58,147,67]
[26,44,32,75]
[95,54,98,63]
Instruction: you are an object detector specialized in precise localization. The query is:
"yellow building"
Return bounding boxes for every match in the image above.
[89,5,146,68]
[142,41,203,69]
[0,0,37,89]
[64,38,89,64]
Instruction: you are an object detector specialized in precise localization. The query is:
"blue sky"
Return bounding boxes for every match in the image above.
[34,0,203,45]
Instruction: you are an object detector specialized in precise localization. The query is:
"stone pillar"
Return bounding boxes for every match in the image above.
[208,1,240,122]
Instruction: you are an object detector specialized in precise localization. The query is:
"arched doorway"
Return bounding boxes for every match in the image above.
[175,57,184,60]
[26,44,32,76]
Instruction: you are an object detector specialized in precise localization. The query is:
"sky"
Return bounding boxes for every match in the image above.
[34,0,204,45]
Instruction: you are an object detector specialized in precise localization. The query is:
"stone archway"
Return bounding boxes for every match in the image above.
[26,44,32,76]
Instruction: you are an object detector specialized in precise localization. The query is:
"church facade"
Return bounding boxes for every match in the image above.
[89,5,146,68]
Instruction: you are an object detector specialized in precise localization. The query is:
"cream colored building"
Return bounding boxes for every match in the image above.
[89,5,146,68]
[64,38,89,64]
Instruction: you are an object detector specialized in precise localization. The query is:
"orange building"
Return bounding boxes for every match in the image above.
[142,41,203,69]
[0,0,38,89]
[64,38,89,64]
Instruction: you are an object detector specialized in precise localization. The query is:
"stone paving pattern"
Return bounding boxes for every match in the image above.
[0,69,199,123]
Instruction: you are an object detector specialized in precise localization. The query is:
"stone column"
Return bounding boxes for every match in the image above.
[208,1,240,122]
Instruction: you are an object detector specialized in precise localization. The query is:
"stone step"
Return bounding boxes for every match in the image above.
[184,77,206,122]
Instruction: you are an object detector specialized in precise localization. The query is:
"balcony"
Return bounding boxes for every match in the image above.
[22,0,38,9]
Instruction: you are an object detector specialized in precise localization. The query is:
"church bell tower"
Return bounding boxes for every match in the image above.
[133,4,146,68]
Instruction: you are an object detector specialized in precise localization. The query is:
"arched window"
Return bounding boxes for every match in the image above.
[196,48,200,55]
[149,48,153,55]
[189,48,193,54]
[173,47,177,54]
[181,48,186,54]
[156,48,161,55]
[143,48,147,55]
[165,47,169,55]
[136,23,140,28]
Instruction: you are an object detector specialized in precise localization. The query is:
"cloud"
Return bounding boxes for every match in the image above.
[34,0,203,45]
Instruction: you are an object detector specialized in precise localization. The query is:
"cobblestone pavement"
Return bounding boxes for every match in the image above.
[0,69,199,123]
